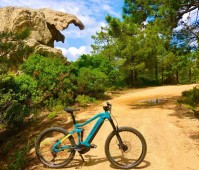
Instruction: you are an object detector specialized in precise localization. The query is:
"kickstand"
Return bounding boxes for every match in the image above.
[79,154,85,162]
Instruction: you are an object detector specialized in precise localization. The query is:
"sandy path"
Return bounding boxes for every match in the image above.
[31,84,199,170]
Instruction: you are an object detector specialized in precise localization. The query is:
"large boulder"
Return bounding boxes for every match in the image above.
[0,6,84,57]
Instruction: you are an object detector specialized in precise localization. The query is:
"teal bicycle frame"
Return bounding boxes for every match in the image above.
[74,111,111,146]
[52,111,113,152]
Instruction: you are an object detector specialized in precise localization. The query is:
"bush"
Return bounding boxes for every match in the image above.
[178,86,199,117]
[74,54,125,89]
[0,74,24,126]
[8,146,29,170]
[47,112,58,119]
[0,73,39,126]
[14,74,43,107]
[76,95,95,107]
[21,54,77,108]
[0,140,14,156]
[77,67,108,98]
[180,87,199,107]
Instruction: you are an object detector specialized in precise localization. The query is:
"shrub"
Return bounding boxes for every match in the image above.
[75,95,95,107]
[178,87,199,117]
[21,54,77,108]
[14,74,43,107]
[8,146,29,170]
[77,67,108,98]
[47,112,57,119]
[0,74,23,126]
[180,87,199,107]
[0,73,39,126]
[0,139,14,156]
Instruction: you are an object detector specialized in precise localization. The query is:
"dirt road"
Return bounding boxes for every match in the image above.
[32,84,199,170]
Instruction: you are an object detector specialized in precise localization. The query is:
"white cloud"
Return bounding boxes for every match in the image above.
[56,46,91,61]
[102,4,121,18]
[64,21,107,41]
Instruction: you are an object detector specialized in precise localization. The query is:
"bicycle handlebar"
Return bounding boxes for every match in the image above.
[106,101,112,106]
[103,101,112,112]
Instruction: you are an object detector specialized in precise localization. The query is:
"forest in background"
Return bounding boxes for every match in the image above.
[0,0,199,127]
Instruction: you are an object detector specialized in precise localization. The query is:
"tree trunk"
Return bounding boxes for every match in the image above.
[155,62,158,84]
[189,69,192,82]
[176,70,179,84]
[161,64,164,84]
[131,57,136,87]
[131,69,135,87]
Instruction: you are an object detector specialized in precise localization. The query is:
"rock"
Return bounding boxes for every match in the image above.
[0,6,84,57]
[35,44,63,58]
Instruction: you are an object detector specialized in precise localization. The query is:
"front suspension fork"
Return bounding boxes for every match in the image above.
[109,118,126,151]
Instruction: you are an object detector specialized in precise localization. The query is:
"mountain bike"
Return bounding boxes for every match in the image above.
[35,102,147,169]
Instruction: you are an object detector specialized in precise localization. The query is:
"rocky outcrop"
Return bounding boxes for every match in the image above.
[0,6,84,57]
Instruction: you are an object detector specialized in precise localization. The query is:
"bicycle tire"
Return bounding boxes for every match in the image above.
[35,127,76,168]
[105,126,147,169]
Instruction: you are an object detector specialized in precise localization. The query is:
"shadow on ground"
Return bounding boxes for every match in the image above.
[61,155,151,169]
[0,111,88,169]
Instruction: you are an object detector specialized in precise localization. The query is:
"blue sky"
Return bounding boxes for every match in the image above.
[0,0,124,61]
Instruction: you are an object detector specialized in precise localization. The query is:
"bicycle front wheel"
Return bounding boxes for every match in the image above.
[105,127,147,169]
[35,127,76,168]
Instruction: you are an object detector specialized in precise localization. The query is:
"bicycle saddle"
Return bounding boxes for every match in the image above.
[64,108,80,114]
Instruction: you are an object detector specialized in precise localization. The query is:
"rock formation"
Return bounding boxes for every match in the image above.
[0,6,84,57]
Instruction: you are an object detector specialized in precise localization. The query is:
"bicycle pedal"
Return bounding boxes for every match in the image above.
[91,144,97,148]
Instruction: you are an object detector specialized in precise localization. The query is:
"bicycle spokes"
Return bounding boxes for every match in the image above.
[105,127,147,168]
[111,132,142,163]
[37,129,74,166]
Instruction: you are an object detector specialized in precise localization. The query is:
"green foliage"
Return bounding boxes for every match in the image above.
[76,95,96,107]
[8,145,29,170]
[21,54,76,107]
[122,0,196,31]
[77,67,108,97]
[4,103,30,127]
[180,87,199,107]
[90,0,199,87]
[0,73,38,126]
[178,87,199,117]
[14,74,42,106]
[75,54,124,88]
[0,28,33,70]
[0,140,14,156]
[47,112,58,119]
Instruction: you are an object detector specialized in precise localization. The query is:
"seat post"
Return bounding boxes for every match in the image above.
[71,112,76,124]
[64,108,78,124]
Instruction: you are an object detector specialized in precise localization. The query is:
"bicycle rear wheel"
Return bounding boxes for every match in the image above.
[35,127,75,168]
[105,127,147,169]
